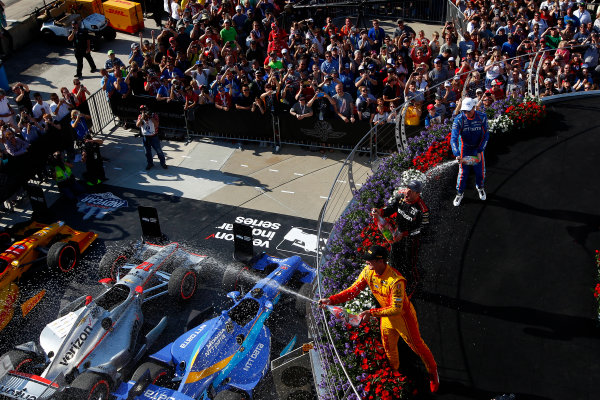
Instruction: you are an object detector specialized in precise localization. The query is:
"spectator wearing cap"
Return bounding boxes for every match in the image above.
[129,43,144,67]
[493,27,508,48]
[382,74,402,105]
[574,63,593,90]
[544,26,562,49]
[358,29,373,53]
[429,58,449,86]
[156,76,172,102]
[458,31,475,58]
[100,68,117,101]
[573,23,591,43]
[267,34,289,58]
[424,103,441,128]
[290,94,313,120]
[105,50,125,75]
[393,18,416,41]
[220,19,237,45]
[490,79,505,100]
[354,64,378,96]
[501,34,518,58]
[339,63,355,94]
[161,59,185,80]
[68,20,97,79]
[451,97,489,207]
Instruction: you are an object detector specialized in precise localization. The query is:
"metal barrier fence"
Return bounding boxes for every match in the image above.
[310,43,593,399]
[86,89,116,136]
[445,1,466,38]
[291,0,446,26]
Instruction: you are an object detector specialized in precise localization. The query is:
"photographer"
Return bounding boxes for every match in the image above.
[49,151,84,201]
[136,105,167,170]
[18,111,42,145]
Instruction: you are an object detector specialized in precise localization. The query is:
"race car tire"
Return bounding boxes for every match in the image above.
[70,372,111,400]
[214,390,248,400]
[3,349,43,374]
[295,283,313,318]
[222,265,256,293]
[98,244,135,281]
[168,267,198,301]
[102,26,117,41]
[47,242,79,273]
[131,361,173,387]
[197,260,222,284]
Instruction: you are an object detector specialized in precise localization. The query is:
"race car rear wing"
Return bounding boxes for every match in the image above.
[138,206,165,243]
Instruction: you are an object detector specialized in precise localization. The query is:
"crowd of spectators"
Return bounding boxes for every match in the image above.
[96,0,600,135]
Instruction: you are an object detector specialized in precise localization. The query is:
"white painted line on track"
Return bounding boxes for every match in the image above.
[210,159,218,162]
[320,196,329,199]
[337,180,347,183]
[241,164,248,167]
[269,169,279,172]
[281,190,295,194]
[181,155,191,158]
[294,173,304,176]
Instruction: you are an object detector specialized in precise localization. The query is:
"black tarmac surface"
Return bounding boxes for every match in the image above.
[415,96,600,400]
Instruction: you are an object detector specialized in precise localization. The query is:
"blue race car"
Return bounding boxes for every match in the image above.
[113,253,316,400]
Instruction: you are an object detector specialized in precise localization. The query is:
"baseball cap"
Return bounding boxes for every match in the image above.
[287,63,293,69]
[368,64,375,70]
[448,57,455,62]
[434,58,442,64]
[282,48,288,53]
[195,60,202,65]
[406,180,423,193]
[397,18,404,24]
[299,95,306,101]
[461,97,477,111]
[363,245,388,261]
[169,37,176,43]
[107,50,115,55]
[544,78,552,83]
[427,104,435,110]
[387,58,394,64]
[476,88,484,94]
[139,104,147,110]
[236,5,242,10]
[130,43,139,49]
[444,81,452,87]
[358,65,365,70]
[582,63,589,68]
[492,79,502,86]
[344,63,350,68]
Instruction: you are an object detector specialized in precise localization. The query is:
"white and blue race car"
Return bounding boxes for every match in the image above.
[113,253,316,400]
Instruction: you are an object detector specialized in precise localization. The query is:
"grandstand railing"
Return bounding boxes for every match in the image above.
[310,44,595,399]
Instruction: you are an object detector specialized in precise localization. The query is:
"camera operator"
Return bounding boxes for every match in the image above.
[68,20,98,79]
[136,105,167,170]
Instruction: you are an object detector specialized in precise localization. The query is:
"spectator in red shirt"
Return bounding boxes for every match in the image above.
[410,46,432,66]
[268,21,288,43]
[489,79,505,100]
[267,35,289,57]
[214,85,232,111]
[340,18,353,38]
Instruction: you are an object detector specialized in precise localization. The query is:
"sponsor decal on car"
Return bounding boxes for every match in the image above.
[58,325,94,366]
[180,324,207,349]
[243,343,264,372]
[0,385,38,399]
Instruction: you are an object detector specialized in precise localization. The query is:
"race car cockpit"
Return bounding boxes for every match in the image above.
[229,298,260,327]
[96,284,130,312]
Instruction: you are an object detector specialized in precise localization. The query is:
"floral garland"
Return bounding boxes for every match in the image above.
[316,95,547,399]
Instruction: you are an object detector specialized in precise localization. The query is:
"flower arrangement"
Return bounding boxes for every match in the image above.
[315,95,547,399]
[489,114,514,135]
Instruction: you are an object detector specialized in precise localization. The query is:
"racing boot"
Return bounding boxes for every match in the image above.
[453,192,464,207]
[477,187,487,201]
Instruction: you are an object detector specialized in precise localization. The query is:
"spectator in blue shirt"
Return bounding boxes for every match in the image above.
[368,19,385,52]
[320,51,339,74]
[105,50,125,74]
[501,34,519,58]
[129,43,144,66]
[339,63,355,95]
[156,77,172,101]
[100,69,117,99]
[564,7,581,29]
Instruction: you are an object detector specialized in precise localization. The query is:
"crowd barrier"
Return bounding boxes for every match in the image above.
[291,0,447,25]
[107,94,396,151]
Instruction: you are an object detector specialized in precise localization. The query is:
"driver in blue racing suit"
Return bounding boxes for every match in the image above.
[450,97,490,207]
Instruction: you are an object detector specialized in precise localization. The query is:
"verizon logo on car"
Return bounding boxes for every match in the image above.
[59,325,93,366]
[0,385,38,399]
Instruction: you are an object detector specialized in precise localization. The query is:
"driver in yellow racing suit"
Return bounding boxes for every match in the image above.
[319,245,439,393]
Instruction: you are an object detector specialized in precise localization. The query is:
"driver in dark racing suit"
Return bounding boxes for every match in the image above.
[372,180,429,296]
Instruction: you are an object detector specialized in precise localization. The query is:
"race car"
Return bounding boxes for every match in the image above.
[0,221,97,333]
[113,253,316,400]
[0,240,207,400]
